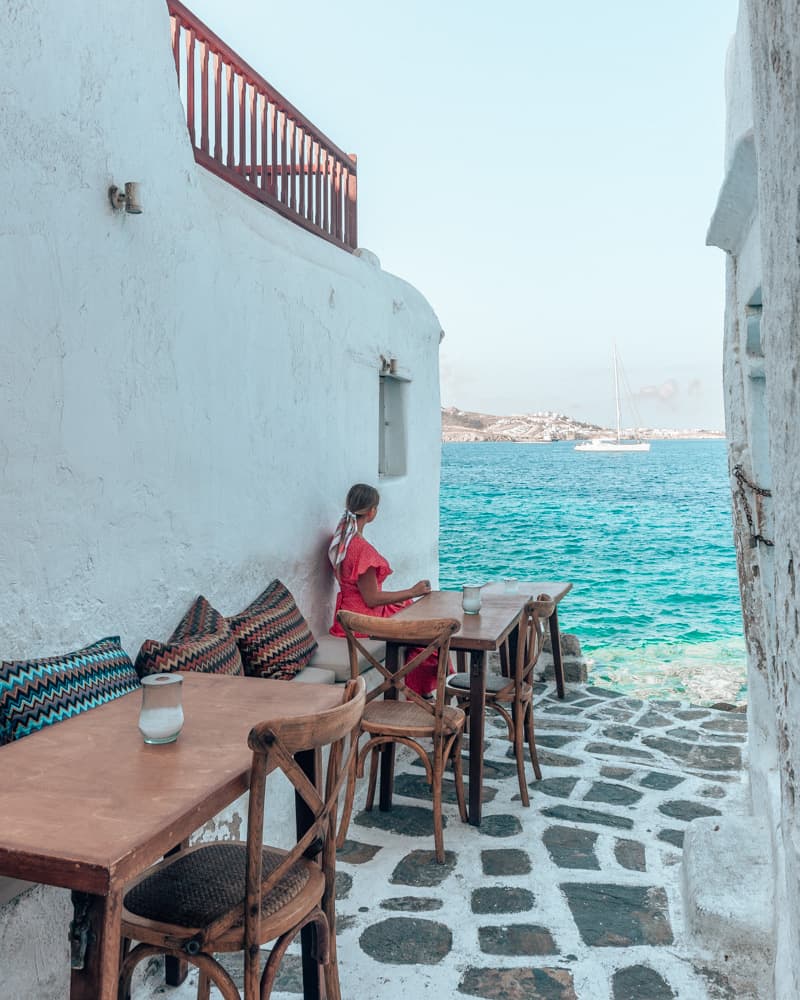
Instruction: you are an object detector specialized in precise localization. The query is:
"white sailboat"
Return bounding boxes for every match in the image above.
[575,346,651,453]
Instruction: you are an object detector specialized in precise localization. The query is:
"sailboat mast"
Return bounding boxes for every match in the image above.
[613,345,621,443]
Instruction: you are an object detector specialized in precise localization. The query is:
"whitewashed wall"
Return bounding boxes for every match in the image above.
[745,4,800,996]
[0,0,442,658]
[0,1,443,995]
[705,3,800,997]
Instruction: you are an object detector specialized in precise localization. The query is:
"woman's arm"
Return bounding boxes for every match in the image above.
[357,568,431,608]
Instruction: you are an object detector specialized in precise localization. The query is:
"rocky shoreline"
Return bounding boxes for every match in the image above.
[442,406,726,444]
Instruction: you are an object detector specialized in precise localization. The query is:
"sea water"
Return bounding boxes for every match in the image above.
[439,440,747,705]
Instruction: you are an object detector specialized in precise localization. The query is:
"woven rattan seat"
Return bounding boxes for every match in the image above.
[447,671,532,696]
[335,611,467,863]
[446,597,552,806]
[362,699,463,736]
[124,843,313,927]
[118,678,366,1000]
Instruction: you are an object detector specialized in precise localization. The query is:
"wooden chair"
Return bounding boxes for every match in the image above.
[335,611,467,863]
[117,677,366,1000]
[447,596,554,806]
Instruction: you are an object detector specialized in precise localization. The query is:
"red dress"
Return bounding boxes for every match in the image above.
[330,534,440,695]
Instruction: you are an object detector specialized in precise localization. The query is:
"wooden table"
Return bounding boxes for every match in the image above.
[386,590,528,826]
[0,672,342,1000]
[481,581,573,698]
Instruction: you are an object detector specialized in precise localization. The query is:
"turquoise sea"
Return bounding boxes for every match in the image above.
[438,440,748,705]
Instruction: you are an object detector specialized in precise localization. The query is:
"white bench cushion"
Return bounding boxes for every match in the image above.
[307,634,386,683]
[293,666,337,685]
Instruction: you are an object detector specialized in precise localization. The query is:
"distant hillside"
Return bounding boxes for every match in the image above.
[441,407,725,443]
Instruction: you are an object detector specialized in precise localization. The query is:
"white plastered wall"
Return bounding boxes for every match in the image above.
[704,2,800,997]
[745,3,800,995]
[0,1,443,995]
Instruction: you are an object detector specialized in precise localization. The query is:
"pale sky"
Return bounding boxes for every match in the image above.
[189,0,739,430]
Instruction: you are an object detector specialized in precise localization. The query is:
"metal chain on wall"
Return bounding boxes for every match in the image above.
[732,463,774,548]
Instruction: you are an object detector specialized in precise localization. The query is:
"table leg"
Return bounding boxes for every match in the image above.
[502,629,518,678]
[164,954,188,986]
[68,889,122,1000]
[468,650,486,826]
[549,607,565,699]
[379,643,400,812]
[296,746,323,1000]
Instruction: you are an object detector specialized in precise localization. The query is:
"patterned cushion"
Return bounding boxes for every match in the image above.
[169,595,227,643]
[134,596,244,679]
[0,636,140,745]
[227,580,318,680]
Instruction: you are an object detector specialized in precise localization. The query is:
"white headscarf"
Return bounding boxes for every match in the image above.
[328,510,359,581]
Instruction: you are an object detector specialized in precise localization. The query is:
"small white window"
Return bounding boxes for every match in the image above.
[378,373,408,477]
[746,287,763,358]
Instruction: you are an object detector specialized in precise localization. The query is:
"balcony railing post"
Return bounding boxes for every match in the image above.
[213,51,222,161]
[334,159,342,241]
[313,141,321,227]
[347,154,358,250]
[200,41,209,155]
[322,150,330,234]
[280,111,289,205]
[268,103,277,195]
[237,75,246,176]
[226,63,234,168]
[249,85,257,187]
[288,120,296,211]
[170,15,180,81]
[185,28,195,146]
[299,129,306,219]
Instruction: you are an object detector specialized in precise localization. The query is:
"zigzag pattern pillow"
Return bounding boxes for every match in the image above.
[134,596,244,679]
[169,595,227,643]
[227,580,318,680]
[0,636,140,745]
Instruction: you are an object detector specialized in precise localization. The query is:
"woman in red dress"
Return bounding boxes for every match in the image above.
[328,483,438,695]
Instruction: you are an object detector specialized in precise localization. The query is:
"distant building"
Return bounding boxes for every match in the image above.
[701,3,800,996]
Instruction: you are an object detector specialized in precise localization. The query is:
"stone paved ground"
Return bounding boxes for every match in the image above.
[136,683,760,1000]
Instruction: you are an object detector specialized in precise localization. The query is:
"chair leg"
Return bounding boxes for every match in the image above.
[323,956,343,1000]
[336,740,359,849]
[451,733,468,823]
[260,909,328,1000]
[525,701,542,781]
[118,938,132,1000]
[495,703,513,744]
[512,703,530,807]
[364,746,381,812]
[118,944,238,1000]
[321,877,342,1000]
[192,955,239,1000]
[197,970,211,1000]
[118,943,158,1000]
[431,744,445,863]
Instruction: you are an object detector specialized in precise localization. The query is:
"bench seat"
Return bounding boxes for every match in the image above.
[294,666,337,685]
[304,634,386,684]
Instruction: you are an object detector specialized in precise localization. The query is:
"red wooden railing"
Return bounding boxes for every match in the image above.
[167,1,358,253]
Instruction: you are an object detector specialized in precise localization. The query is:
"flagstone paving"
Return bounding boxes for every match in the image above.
[135,682,762,999]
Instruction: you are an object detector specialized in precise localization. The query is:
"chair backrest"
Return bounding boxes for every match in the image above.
[497,595,555,701]
[197,677,366,959]
[336,610,460,716]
